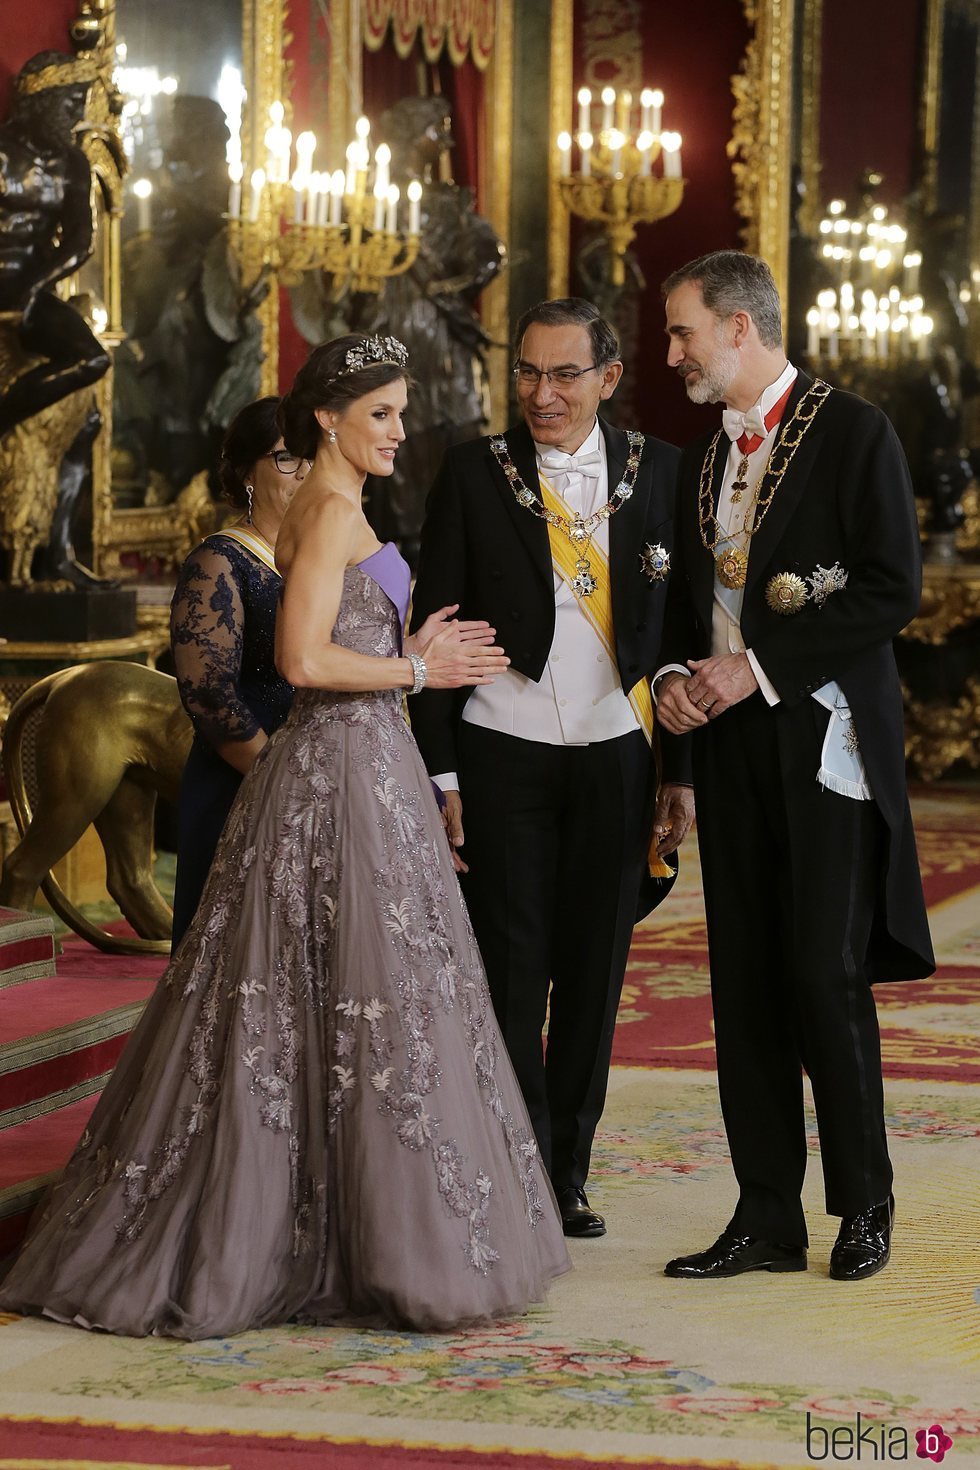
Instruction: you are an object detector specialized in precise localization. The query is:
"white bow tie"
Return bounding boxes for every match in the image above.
[539,448,603,476]
[722,404,767,443]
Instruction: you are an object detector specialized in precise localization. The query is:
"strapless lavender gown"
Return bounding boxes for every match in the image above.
[0,548,570,1338]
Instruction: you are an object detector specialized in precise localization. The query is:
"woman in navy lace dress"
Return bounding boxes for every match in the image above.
[169,398,308,943]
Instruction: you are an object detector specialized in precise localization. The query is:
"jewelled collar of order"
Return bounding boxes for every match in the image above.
[698,378,832,556]
[490,429,646,541]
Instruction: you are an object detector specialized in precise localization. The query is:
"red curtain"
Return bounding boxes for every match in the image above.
[0,2,77,117]
[820,0,922,206]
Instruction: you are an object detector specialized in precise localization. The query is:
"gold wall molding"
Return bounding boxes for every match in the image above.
[241,0,289,397]
[919,0,944,215]
[729,0,796,314]
[547,0,574,300]
[798,0,823,238]
[905,677,980,780]
[482,0,514,431]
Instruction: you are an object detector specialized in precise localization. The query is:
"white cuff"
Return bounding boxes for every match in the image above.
[432,772,460,793]
[745,648,781,706]
[652,664,691,703]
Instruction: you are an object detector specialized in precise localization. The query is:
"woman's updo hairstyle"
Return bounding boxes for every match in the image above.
[216,396,281,508]
[279,333,410,460]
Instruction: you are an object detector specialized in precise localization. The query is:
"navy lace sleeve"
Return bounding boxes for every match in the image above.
[170,540,270,747]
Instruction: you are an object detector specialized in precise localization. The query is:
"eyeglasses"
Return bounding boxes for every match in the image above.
[512,363,600,388]
[264,450,309,474]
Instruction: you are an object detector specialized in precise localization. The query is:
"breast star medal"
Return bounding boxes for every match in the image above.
[765,571,808,615]
[716,546,749,590]
[640,542,670,582]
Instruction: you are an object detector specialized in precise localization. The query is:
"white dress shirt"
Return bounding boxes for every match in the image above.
[434,419,639,793]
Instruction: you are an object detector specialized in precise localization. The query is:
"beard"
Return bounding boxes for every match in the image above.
[681,339,741,404]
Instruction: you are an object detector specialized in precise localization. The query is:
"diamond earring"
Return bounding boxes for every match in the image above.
[245,485,254,523]
[327,428,337,444]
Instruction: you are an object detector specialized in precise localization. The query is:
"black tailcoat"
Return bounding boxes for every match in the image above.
[661,371,934,982]
[410,418,689,786]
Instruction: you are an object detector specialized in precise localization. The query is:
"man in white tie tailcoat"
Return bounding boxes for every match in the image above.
[410,298,693,1237]
[656,251,934,1281]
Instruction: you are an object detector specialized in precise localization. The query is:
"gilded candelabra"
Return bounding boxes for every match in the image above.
[227,109,422,297]
[557,87,686,288]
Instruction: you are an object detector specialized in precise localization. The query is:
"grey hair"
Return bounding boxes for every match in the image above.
[661,251,783,349]
[514,297,621,370]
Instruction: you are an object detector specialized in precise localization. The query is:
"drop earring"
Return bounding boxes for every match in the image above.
[245,485,254,523]
[327,428,337,444]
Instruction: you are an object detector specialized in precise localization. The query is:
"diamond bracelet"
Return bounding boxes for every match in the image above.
[407,652,427,695]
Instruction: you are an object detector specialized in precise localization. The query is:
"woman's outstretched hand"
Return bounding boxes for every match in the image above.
[406,605,499,657]
[422,621,510,689]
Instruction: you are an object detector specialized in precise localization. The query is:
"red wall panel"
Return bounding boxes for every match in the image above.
[820,0,922,207]
[0,3,77,118]
[571,0,752,445]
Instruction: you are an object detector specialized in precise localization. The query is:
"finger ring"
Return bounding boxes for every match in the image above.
[699,697,712,709]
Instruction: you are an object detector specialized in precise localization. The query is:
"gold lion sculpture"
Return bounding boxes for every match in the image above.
[0,661,192,953]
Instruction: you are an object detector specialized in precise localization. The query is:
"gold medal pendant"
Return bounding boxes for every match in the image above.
[572,557,597,597]
[716,546,748,589]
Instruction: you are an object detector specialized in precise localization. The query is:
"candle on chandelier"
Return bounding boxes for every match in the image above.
[375,142,391,196]
[903,251,921,295]
[579,130,593,177]
[345,142,360,197]
[601,87,615,132]
[557,131,571,176]
[805,307,820,359]
[133,177,152,232]
[329,169,345,226]
[607,129,624,177]
[386,183,399,234]
[295,129,316,180]
[305,171,320,224]
[407,179,422,235]
[661,131,682,178]
[291,170,305,223]
[637,130,654,176]
[577,87,591,136]
[373,182,386,232]
[249,167,266,223]
[615,89,632,134]
[650,88,663,136]
[227,161,243,218]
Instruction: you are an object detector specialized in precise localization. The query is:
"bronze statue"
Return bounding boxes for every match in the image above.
[0,51,111,585]
[0,662,191,952]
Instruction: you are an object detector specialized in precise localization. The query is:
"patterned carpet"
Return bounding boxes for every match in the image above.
[0,789,977,1468]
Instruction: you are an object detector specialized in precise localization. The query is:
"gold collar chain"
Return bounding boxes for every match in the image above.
[698,379,832,589]
[490,430,646,545]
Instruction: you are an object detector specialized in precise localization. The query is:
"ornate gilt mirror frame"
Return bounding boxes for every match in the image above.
[729,0,796,314]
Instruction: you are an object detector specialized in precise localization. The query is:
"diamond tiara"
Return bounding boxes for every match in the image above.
[337,335,409,377]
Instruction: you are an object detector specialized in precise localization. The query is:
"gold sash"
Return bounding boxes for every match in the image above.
[538,472,653,742]
[538,473,669,878]
[218,526,280,576]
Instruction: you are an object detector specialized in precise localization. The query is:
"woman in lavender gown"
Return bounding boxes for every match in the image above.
[0,335,570,1338]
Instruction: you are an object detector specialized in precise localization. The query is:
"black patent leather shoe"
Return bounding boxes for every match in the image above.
[556,1186,606,1238]
[829,1196,894,1281]
[664,1228,807,1278]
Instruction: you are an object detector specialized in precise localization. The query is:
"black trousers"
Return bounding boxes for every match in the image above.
[695,692,892,1246]
[458,723,653,1190]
